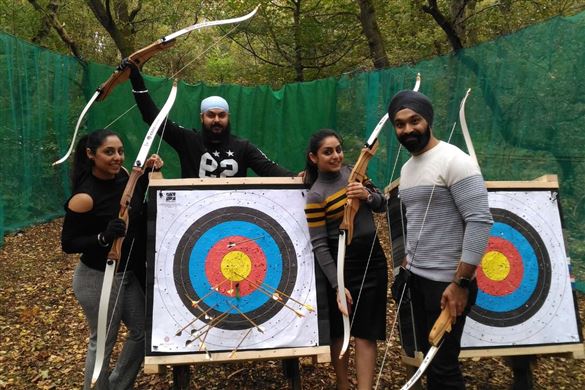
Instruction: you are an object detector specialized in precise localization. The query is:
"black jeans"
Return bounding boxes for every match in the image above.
[408,273,478,390]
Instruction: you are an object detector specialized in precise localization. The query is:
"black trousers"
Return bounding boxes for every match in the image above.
[408,273,478,390]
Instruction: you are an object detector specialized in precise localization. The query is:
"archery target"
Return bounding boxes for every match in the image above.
[462,190,580,347]
[151,187,318,353]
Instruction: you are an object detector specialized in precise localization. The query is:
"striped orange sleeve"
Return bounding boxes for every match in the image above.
[305,202,326,228]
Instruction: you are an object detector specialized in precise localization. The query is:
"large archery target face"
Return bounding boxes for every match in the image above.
[462,190,579,347]
[151,188,318,353]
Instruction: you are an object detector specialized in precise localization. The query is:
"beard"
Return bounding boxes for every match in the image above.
[202,121,231,144]
[398,125,431,154]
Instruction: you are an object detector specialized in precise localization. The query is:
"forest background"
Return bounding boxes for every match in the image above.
[1,1,585,281]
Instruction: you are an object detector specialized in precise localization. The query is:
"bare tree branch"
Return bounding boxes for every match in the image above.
[27,0,85,62]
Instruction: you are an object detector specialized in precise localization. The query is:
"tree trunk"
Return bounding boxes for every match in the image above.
[421,0,463,51]
[355,0,389,69]
[84,0,139,57]
[293,0,304,82]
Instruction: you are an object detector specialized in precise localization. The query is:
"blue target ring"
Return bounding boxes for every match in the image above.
[469,208,551,327]
[476,222,538,312]
[189,221,283,313]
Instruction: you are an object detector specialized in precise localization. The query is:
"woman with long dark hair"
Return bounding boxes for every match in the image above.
[61,129,162,389]
[304,129,388,389]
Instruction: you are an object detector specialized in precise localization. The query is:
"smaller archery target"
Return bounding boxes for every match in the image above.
[151,187,319,352]
[462,190,579,347]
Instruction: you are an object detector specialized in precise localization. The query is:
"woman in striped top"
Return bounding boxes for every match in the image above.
[304,129,388,390]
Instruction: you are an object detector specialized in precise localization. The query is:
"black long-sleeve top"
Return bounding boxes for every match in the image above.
[130,74,294,178]
[61,170,149,272]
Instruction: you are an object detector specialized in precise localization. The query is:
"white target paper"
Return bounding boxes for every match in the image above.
[462,190,580,348]
[151,187,318,353]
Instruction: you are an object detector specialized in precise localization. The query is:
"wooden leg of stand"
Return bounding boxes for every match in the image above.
[282,357,302,390]
[172,364,191,390]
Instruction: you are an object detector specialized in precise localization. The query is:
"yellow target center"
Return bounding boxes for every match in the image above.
[221,251,252,281]
[481,251,510,281]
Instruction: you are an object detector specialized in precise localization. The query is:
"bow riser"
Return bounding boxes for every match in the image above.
[339,140,378,243]
[107,167,143,264]
[429,306,453,346]
[96,40,177,102]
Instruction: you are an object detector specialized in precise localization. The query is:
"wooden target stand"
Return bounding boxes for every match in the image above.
[385,174,584,387]
[143,174,330,387]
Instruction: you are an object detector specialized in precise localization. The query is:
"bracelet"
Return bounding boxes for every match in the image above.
[132,89,148,94]
[97,233,109,247]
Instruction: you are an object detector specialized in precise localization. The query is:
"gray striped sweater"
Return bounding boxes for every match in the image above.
[399,141,493,282]
[305,166,386,288]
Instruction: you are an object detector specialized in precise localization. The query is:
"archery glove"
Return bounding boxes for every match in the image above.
[391,266,411,303]
[119,58,147,91]
[100,218,126,244]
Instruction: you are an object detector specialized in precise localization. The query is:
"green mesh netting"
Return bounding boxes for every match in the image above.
[0,32,83,246]
[1,12,584,290]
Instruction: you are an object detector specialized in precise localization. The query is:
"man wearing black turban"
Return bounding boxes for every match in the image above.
[388,90,493,389]
[387,90,435,154]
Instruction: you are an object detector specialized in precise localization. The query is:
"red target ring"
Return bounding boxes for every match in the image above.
[205,236,267,297]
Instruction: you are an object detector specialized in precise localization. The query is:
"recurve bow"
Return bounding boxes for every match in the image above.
[90,81,178,386]
[336,74,421,359]
[53,6,259,166]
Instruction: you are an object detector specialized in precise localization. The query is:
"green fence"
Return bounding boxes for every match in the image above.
[1,12,584,289]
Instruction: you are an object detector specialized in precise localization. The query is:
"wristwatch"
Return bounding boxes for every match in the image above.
[453,276,471,289]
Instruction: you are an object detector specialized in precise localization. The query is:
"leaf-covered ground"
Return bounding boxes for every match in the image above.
[1,219,584,389]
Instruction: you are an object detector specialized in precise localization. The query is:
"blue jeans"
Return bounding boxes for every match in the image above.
[73,262,145,390]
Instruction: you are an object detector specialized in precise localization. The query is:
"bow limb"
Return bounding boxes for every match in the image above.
[52,5,259,166]
[458,88,478,166]
[51,91,101,166]
[90,81,178,387]
[400,307,453,390]
[336,232,351,358]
